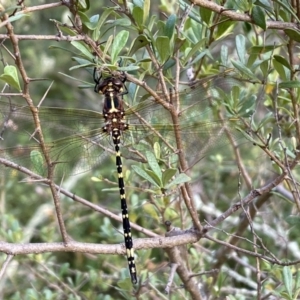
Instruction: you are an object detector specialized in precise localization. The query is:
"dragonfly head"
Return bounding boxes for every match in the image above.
[94,68,127,95]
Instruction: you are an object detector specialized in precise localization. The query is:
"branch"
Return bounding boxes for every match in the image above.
[0,2,62,28]
[203,172,287,230]
[191,0,300,30]
[205,234,300,266]
[3,12,71,243]
[164,247,203,299]
[0,233,200,255]
[0,34,87,41]
[164,263,178,294]
[164,222,203,299]
[0,254,13,281]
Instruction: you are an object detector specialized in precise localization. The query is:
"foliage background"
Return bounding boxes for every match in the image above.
[1,0,300,299]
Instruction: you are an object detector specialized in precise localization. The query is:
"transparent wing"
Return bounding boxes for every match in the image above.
[0,75,253,177]
[0,103,112,177]
[124,76,251,167]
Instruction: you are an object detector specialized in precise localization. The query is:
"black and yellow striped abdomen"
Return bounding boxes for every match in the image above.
[94,70,137,284]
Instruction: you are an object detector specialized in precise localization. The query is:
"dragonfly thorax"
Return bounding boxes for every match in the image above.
[98,72,129,144]
[102,94,123,114]
[95,76,125,94]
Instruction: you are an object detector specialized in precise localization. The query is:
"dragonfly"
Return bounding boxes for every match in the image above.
[0,69,254,284]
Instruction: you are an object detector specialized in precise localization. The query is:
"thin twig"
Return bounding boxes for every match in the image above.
[0,254,14,282]
[3,12,70,243]
[165,263,178,294]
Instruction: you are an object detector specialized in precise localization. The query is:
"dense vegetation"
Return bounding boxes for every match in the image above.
[1,0,300,299]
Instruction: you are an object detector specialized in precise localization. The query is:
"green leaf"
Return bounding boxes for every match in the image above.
[77,0,89,11]
[285,28,300,43]
[279,81,300,89]
[278,0,300,22]
[0,5,20,15]
[102,35,113,61]
[165,173,191,189]
[155,36,170,63]
[199,6,212,25]
[146,151,162,180]
[249,44,280,54]
[260,59,269,77]
[77,11,90,25]
[236,34,246,64]
[131,166,161,188]
[220,45,228,67]
[238,95,256,116]
[128,34,151,56]
[273,58,289,81]
[143,0,150,24]
[164,14,176,40]
[117,277,133,290]
[183,38,207,65]
[231,60,258,80]
[255,0,274,13]
[132,6,143,27]
[148,14,157,32]
[255,111,274,131]
[95,7,114,36]
[274,55,291,70]
[133,0,144,8]
[235,0,250,11]
[111,30,129,64]
[188,49,210,65]
[59,263,71,277]
[49,45,78,54]
[235,127,264,146]
[81,14,99,30]
[7,13,29,23]
[117,65,140,72]
[109,18,132,28]
[251,5,266,30]
[71,57,93,67]
[69,63,92,71]
[30,150,45,175]
[153,142,161,159]
[174,36,186,53]
[146,169,163,187]
[282,266,293,299]
[70,41,94,59]
[215,20,235,40]
[162,168,177,186]
[0,65,21,91]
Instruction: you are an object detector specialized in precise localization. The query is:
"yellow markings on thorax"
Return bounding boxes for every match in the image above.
[107,83,124,114]
[108,91,118,113]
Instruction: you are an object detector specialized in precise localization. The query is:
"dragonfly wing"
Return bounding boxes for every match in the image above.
[0,101,112,178]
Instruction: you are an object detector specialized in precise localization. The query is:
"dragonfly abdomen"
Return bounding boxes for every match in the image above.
[95,69,138,284]
[115,143,137,284]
